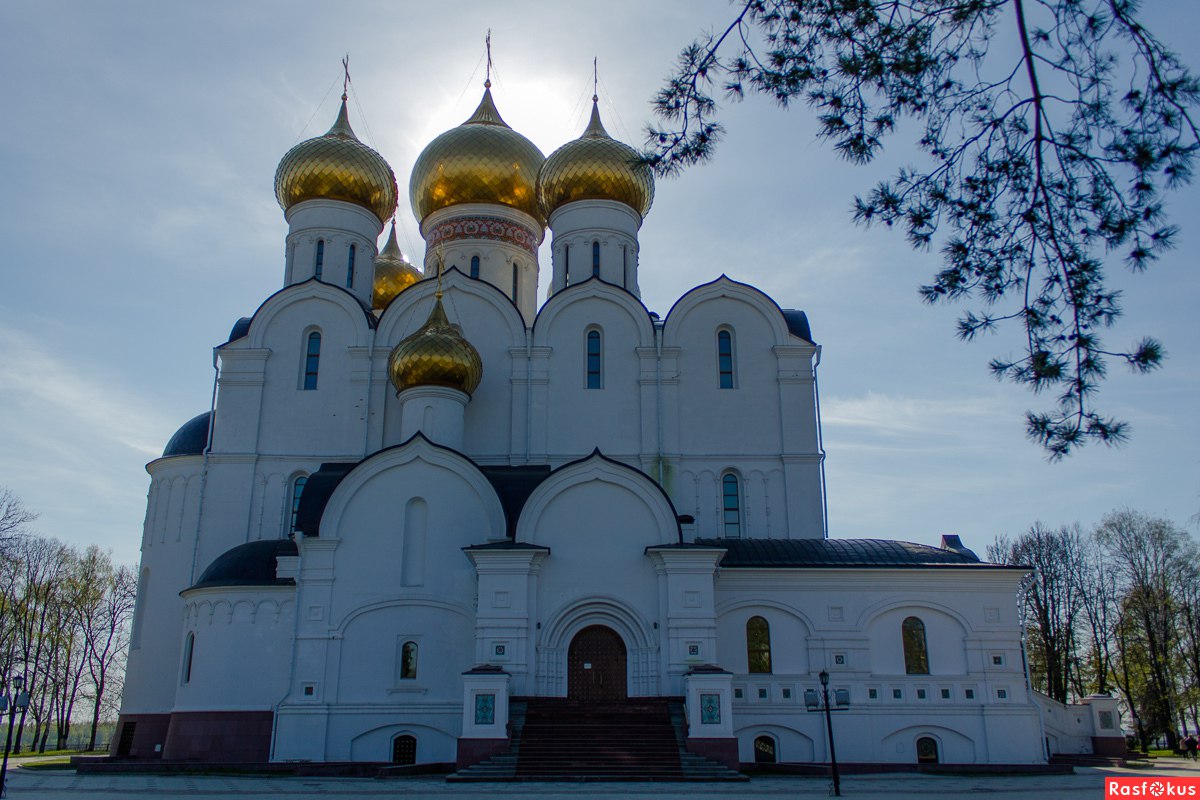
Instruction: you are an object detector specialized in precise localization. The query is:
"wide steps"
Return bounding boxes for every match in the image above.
[449,697,745,782]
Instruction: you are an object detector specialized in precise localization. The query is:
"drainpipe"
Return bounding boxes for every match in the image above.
[812,344,828,539]
[187,349,220,584]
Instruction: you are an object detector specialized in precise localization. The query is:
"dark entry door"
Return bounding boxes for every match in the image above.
[568,625,627,700]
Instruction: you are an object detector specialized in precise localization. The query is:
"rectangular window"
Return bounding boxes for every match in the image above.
[996,688,1008,700]
[917,688,927,700]
[940,688,951,700]
[868,688,878,700]
[965,688,976,700]
[757,687,768,700]
[892,688,903,700]
[722,474,741,538]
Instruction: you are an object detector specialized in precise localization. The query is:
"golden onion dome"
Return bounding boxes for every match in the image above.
[538,98,655,220]
[372,222,423,309]
[275,96,399,223]
[388,294,483,396]
[409,86,546,224]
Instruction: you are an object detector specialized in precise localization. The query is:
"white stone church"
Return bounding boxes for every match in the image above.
[115,77,1118,773]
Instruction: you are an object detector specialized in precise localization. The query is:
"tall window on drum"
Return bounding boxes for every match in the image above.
[717,329,735,388]
[592,241,600,277]
[314,239,324,280]
[288,475,308,535]
[303,332,321,390]
[345,244,356,288]
[586,330,603,389]
[511,264,519,304]
[470,255,480,279]
[722,473,742,538]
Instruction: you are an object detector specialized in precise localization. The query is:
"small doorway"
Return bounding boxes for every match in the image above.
[916,736,939,764]
[754,735,778,763]
[392,734,416,765]
[568,625,627,701]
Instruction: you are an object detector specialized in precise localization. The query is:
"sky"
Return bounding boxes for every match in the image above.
[0,0,1197,567]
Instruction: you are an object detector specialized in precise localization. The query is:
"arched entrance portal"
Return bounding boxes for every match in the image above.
[568,625,627,700]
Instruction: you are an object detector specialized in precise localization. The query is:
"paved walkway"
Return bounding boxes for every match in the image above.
[6,758,1200,798]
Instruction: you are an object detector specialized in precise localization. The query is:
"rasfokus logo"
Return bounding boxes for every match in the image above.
[1106,777,1200,797]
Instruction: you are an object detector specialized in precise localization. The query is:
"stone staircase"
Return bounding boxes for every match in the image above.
[449,697,745,781]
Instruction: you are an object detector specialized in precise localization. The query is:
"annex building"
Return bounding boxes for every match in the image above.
[115,76,1116,774]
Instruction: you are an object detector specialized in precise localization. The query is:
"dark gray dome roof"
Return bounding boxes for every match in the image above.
[162,412,212,457]
[189,539,298,591]
[688,537,1017,568]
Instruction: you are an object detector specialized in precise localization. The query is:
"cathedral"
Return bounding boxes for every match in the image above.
[113,73,1095,773]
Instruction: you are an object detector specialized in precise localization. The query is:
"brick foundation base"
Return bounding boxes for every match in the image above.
[687,737,739,770]
[112,713,171,760]
[161,710,274,762]
[456,737,509,770]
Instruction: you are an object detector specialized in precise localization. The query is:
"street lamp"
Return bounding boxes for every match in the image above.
[0,676,31,799]
[804,669,848,797]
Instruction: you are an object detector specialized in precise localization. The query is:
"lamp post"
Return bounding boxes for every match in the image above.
[805,669,848,797]
[0,675,31,798]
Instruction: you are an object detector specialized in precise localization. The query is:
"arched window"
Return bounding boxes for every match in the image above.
[470,255,480,279]
[346,244,356,288]
[181,631,195,685]
[592,241,600,277]
[511,264,519,304]
[622,245,628,287]
[400,641,418,680]
[303,331,321,390]
[722,473,742,538]
[314,239,324,280]
[717,329,735,388]
[753,735,777,763]
[392,734,417,765]
[903,616,930,675]
[746,616,771,673]
[916,736,939,764]
[564,244,571,286]
[288,475,308,535]
[586,330,602,389]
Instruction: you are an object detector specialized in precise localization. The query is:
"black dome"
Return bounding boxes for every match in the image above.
[162,412,212,457]
[189,539,298,591]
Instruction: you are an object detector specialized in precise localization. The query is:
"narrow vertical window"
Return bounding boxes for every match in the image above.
[303,332,321,390]
[746,616,771,673]
[722,473,741,537]
[586,330,602,389]
[903,616,930,675]
[182,632,195,684]
[314,239,324,280]
[718,329,735,388]
[470,255,480,279]
[592,241,600,277]
[289,475,308,535]
[622,245,628,287]
[511,264,519,304]
[400,641,418,680]
[564,245,570,286]
[346,244,356,288]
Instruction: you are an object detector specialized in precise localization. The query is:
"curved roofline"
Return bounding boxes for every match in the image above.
[533,448,684,544]
[377,266,528,343]
[532,276,656,340]
[662,274,814,346]
[221,277,376,351]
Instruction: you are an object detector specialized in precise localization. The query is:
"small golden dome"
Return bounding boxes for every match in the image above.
[275,97,399,223]
[388,295,483,396]
[409,87,546,224]
[373,222,423,310]
[538,99,655,220]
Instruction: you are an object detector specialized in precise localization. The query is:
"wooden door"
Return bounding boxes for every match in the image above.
[567,625,627,701]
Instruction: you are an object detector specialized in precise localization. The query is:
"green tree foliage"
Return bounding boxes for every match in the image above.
[648,0,1198,458]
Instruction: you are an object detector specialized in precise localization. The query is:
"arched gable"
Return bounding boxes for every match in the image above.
[662,275,793,349]
[863,599,970,675]
[243,278,374,350]
[319,433,506,540]
[532,278,656,348]
[514,451,680,546]
[376,267,526,346]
